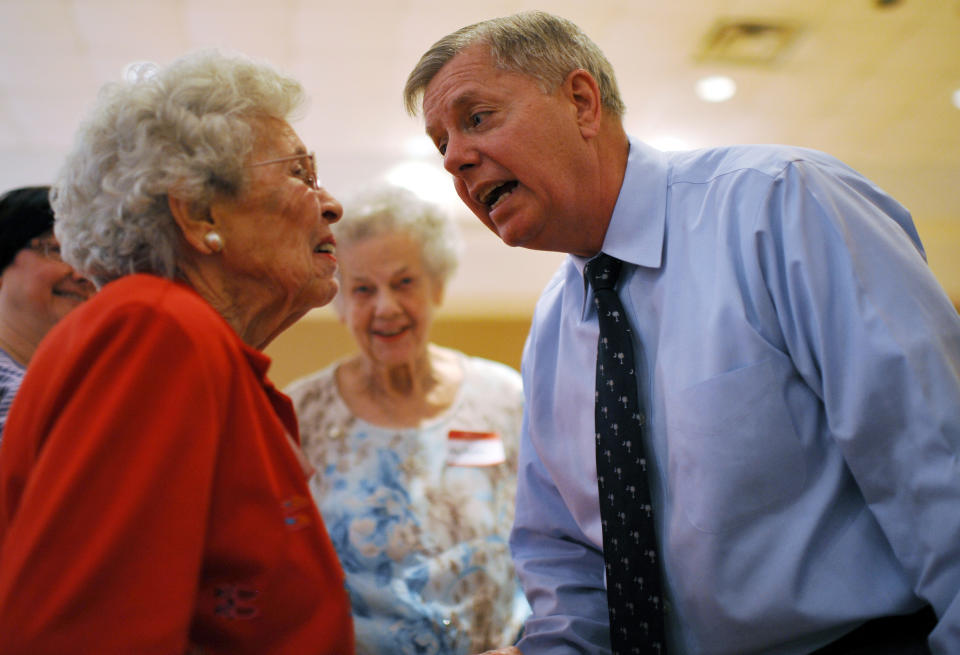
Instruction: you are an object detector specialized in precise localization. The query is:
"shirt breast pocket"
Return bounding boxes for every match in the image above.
[666,357,807,534]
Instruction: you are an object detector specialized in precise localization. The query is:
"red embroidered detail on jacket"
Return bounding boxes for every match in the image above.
[214,584,260,620]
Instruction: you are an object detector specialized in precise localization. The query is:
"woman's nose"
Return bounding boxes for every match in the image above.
[374,289,400,314]
[317,187,343,224]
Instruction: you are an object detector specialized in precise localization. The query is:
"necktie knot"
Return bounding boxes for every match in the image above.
[586,253,623,291]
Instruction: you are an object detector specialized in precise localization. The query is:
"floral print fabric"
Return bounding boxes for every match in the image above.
[286,355,529,654]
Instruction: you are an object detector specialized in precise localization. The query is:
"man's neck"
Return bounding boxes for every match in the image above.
[578,121,630,257]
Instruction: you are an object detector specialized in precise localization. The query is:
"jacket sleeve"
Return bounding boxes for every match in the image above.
[0,302,228,654]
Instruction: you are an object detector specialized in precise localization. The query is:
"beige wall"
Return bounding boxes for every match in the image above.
[264,310,533,390]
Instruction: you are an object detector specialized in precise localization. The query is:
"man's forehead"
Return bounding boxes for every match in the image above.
[423,57,528,131]
[423,46,500,98]
[435,87,487,113]
[423,79,480,134]
[423,86,485,141]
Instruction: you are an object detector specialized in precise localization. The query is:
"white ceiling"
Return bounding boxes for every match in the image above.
[2,0,959,311]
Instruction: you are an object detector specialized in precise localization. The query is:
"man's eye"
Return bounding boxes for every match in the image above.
[438,142,447,156]
[470,112,486,127]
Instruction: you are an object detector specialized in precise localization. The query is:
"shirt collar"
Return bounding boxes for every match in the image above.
[603,136,669,269]
[573,136,670,316]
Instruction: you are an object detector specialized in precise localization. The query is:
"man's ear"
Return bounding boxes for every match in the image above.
[167,195,216,253]
[564,69,603,139]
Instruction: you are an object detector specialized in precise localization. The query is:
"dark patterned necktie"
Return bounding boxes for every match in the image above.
[585,253,667,655]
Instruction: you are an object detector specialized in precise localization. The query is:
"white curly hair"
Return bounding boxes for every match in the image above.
[334,185,463,287]
[51,49,305,287]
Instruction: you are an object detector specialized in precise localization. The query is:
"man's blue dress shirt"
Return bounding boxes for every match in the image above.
[511,138,960,654]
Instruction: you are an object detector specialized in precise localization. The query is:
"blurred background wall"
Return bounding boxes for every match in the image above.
[266,313,534,389]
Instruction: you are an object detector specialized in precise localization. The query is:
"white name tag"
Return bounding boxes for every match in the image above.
[446,430,506,467]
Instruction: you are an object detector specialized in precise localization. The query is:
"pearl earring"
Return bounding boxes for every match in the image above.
[203,231,224,253]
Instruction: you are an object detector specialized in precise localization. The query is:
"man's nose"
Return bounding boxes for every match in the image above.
[442,133,478,175]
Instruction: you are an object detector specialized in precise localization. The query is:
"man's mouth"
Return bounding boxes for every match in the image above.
[479,181,518,211]
[314,242,336,255]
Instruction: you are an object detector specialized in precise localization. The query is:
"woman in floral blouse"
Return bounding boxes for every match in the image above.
[286,186,529,654]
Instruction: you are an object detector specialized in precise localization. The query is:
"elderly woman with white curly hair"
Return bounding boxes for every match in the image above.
[286,185,530,654]
[0,50,354,654]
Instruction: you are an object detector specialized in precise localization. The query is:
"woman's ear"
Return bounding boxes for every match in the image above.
[168,195,217,253]
[564,69,603,139]
[431,280,445,306]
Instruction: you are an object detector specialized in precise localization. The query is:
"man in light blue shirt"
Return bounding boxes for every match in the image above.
[404,10,960,655]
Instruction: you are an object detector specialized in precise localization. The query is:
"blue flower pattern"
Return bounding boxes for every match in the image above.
[288,356,530,654]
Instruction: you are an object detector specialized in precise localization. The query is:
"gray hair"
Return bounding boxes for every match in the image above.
[403,10,625,118]
[334,186,462,287]
[51,49,305,287]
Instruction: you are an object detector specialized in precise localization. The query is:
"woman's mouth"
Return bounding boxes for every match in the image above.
[372,326,409,339]
[53,289,91,303]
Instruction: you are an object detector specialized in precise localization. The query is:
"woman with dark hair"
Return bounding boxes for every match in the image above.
[0,185,94,436]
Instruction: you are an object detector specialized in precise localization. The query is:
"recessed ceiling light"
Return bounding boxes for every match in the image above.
[696,75,737,103]
[952,88,960,110]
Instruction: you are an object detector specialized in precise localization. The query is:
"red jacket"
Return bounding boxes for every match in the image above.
[0,274,354,654]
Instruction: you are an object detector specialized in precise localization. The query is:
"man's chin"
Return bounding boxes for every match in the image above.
[482,214,524,246]
[474,209,554,251]
[495,221,545,250]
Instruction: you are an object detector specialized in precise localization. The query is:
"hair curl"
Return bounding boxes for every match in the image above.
[333,185,462,290]
[403,10,625,118]
[51,49,305,287]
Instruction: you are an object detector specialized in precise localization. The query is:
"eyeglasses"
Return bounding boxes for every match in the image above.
[27,238,63,263]
[244,151,319,190]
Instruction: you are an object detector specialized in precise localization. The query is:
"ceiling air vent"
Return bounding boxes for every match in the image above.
[696,19,800,66]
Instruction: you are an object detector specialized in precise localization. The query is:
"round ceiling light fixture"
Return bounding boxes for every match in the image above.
[695,75,737,103]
